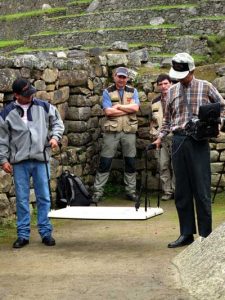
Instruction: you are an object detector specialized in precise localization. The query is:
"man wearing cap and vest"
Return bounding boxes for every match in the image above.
[93,67,140,203]
[150,74,175,201]
[153,53,225,248]
[0,78,64,248]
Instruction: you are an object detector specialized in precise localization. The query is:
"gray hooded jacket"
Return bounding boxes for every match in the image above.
[0,98,64,164]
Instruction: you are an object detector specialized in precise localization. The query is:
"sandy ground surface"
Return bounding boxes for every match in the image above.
[0,199,196,300]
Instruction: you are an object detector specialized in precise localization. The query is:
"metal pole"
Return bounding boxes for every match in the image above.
[43,145,53,210]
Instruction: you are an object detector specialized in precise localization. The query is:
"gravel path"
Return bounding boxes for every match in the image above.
[0,200,193,300]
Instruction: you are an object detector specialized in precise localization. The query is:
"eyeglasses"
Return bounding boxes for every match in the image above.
[117,75,127,79]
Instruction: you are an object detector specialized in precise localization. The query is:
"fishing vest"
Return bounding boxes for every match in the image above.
[149,96,163,139]
[102,84,138,133]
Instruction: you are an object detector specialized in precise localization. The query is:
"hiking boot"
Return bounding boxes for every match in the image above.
[13,238,29,249]
[42,235,56,246]
[161,193,174,201]
[92,194,102,204]
[126,193,137,201]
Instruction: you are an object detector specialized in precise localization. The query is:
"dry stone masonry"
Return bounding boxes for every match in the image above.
[0,50,225,222]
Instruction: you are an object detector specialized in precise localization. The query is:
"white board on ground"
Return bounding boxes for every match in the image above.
[48,206,164,220]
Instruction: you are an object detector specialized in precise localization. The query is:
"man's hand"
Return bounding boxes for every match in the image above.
[153,137,162,149]
[49,138,58,149]
[2,162,13,174]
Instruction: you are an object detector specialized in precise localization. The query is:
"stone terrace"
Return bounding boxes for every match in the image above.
[0,0,68,15]
[0,0,225,64]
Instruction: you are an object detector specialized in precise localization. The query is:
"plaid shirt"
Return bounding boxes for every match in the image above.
[159,76,225,137]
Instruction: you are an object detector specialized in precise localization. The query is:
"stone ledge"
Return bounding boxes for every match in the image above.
[173,222,225,300]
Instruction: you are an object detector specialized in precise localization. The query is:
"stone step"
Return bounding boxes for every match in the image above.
[162,35,209,55]
[67,1,93,14]
[0,0,69,15]
[91,0,200,11]
[182,17,225,35]
[0,9,67,40]
[25,13,223,55]
[45,5,198,32]
[25,25,181,49]
[46,2,225,33]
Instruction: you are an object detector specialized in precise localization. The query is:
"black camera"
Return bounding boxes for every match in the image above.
[185,103,221,141]
[146,143,157,151]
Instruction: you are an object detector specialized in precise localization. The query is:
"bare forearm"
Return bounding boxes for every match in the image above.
[115,104,139,113]
[104,107,127,117]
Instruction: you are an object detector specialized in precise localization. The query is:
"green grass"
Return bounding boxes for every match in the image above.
[206,35,225,63]
[49,4,197,20]
[167,34,204,40]
[148,52,207,65]
[81,42,162,50]
[212,193,225,227]
[1,191,224,245]
[68,0,92,5]
[0,7,66,21]
[12,46,67,54]
[128,42,162,48]
[33,24,179,37]
[149,52,174,57]
[0,40,24,48]
[0,207,66,244]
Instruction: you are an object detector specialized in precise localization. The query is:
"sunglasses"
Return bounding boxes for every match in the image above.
[117,75,127,79]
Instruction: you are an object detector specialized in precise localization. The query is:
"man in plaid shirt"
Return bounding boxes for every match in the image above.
[154,52,225,248]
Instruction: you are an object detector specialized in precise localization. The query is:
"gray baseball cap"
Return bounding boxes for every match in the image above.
[169,52,195,80]
[116,67,129,77]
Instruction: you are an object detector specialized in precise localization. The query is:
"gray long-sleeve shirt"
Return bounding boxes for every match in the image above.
[0,98,64,164]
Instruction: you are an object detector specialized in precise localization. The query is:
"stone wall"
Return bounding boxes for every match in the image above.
[89,0,200,11]
[0,0,224,67]
[0,0,68,15]
[85,0,225,15]
[0,50,225,222]
[25,27,181,49]
[45,7,198,31]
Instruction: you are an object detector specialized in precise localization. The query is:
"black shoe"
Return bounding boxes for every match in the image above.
[168,235,194,248]
[42,236,56,246]
[13,238,29,249]
[126,193,137,201]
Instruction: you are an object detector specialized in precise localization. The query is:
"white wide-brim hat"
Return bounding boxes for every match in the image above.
[169,52,195,80]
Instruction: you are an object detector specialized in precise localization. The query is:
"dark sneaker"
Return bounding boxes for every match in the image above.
[42,236,56,246]
[13,238,29,249]
[126,193,137,201]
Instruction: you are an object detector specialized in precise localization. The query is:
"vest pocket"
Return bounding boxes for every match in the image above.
[126,115,138,132]
[103,118,119,132]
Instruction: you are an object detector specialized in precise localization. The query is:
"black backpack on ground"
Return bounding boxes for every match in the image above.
[56,170,93,208]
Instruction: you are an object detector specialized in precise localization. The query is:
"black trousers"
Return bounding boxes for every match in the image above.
[172,135,212,238]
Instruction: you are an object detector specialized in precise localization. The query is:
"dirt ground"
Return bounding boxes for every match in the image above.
[0,199,197,300]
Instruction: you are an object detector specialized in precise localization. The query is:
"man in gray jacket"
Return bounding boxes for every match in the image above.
[0,78,64,248]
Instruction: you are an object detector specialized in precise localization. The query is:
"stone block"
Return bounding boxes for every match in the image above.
[173,222,225,300]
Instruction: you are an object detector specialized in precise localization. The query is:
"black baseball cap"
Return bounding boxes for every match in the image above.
[12,78,37,97]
